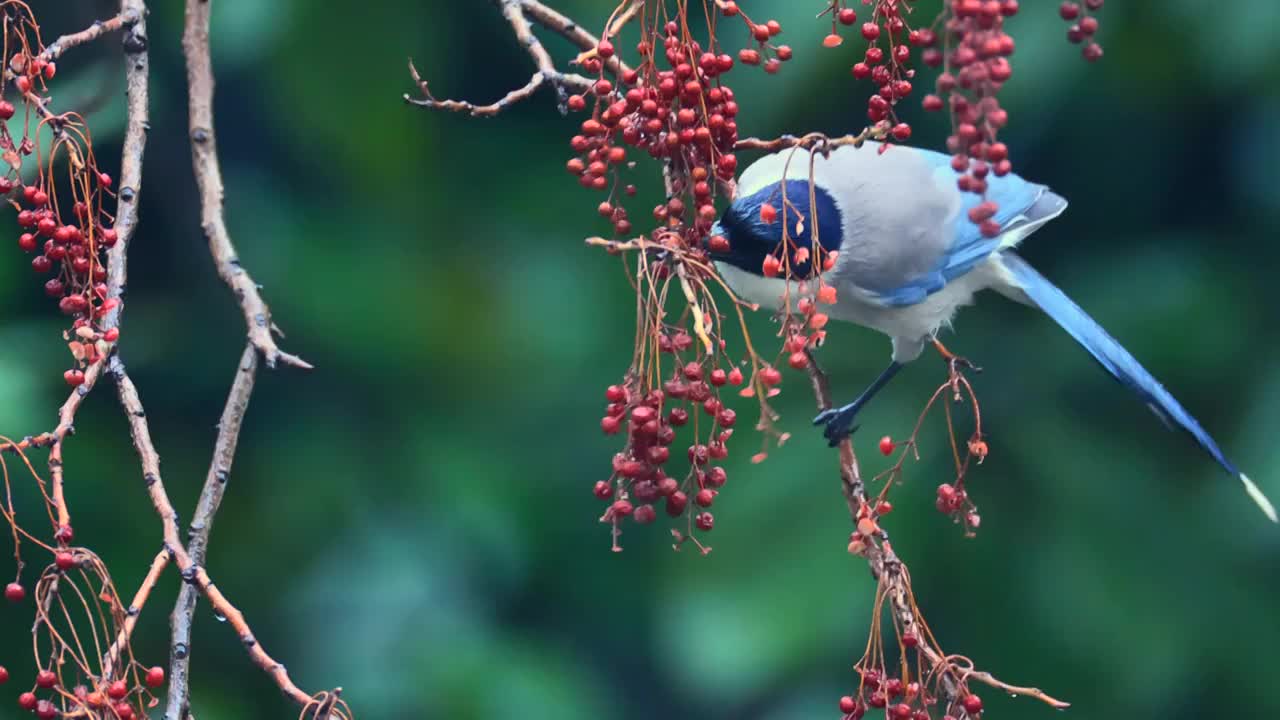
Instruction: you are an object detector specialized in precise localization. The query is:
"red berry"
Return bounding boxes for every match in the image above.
[0,665,7,684]
[0,100,12,119]
[1059,1,1080,19]
[610,500,633,518]
[695,488,716,507]
[64,369,86,387]
[18,692,37,710]
[107,679,128,699]
[891,123,912,141]
[838,8,857,25]
[4,582,24,602]
[727,367,744,386]
[738,48,760,66]
[36,669,56,688]
[18,232,36,251]
[695,511,714,530]
[787,351,809,370]
[893,703,912,720]
[861,22,880,41]
[633,504,656,524]
[840,696,857,714]
[1082,42,1103,62]
[666,491,688,516]
[593,481,612,500]
[144,666,165,688]
[115,703,135,720]
[36,700,57,719]
[963,694,983,714]
[55,552,76,570]
[878,436,895,455]
[15,75,30,92]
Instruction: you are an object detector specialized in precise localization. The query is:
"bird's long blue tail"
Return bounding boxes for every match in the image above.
[998,252,1277,522]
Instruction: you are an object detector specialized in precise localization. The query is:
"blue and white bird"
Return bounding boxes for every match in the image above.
[709,140,1277,522]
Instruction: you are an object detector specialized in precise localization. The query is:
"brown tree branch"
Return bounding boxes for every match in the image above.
[181,0,310,370]
[803,350,1068,711]
[164,344,257,719]
[112,366,343,717]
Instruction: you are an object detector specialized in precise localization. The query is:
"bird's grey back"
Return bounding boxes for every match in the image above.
[737,142,959,296]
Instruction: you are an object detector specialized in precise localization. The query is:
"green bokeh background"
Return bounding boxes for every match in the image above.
[2,1,1278,718]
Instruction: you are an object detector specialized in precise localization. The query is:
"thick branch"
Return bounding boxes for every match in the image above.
[181,0,310,370]
[165,345,257,718]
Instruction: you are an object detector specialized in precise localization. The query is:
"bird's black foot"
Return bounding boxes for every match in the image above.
[814,403,861,447]
[932,339,982,374]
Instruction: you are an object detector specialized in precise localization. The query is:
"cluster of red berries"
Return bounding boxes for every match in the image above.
[839,667,984,720]
[11,172,120,383]
[565,8,787,245]
[3,43,123,385]
[13,666,163,719]
[823,0,925,144]
[721,3,792,75]
[935,482,980,531]
[1059,1,1104,61]
[596,332,771,543]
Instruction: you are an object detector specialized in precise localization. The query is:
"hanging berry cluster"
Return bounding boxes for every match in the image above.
[569,4,809,550]
[1060,1,1105,60]
[2,8,121,386]
[565,5,792,238]
[823,0,1102,238]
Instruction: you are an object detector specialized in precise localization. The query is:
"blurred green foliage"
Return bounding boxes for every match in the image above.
[1,1,1278,718]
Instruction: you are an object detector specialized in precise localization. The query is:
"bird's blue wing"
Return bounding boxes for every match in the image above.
[873,149,1058,307]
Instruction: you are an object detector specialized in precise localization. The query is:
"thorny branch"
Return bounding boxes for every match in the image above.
[181,0,310,370]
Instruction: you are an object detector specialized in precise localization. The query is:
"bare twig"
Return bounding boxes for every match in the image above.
[181,0,310,370]
[165,344,257,718]
[100,549,169,680]
[404,0,627,115]
[40,12,129,62]
[734,130,882,154]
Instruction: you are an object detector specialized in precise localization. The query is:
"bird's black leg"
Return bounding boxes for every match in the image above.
[813,361,904,447]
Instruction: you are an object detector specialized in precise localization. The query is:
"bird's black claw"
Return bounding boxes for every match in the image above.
[814,405,860,447]
[948,356,983,374]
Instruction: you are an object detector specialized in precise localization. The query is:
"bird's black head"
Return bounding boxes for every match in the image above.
[708,179,844,278]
